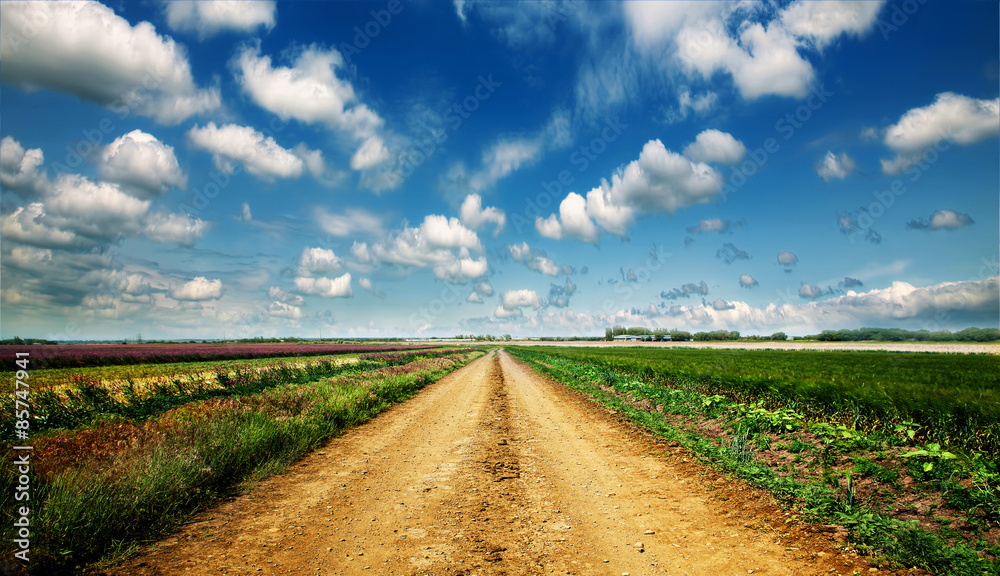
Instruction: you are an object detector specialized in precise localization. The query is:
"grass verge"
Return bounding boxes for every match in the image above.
[0,349,483,575]
[507,346,999,576]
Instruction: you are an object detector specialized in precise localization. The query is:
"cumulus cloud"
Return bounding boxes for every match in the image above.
[172,277,223,301]
[99,130,186,199]
[298,247,343,274]
[496,289,544,317]
[739,274,758,288]
[234,43,383,142]
[780,1,885,50]
[907,209,975,231]
[535,192,600,243]
[295,273,353,298]
[881,93,1000,174]
[268,285,304,306]
[816,151,856,182]
[508,242,573,276]
[188,123,323,181]
[240,202,253,222]
[164,0,276,39]
[777,251,799,271]
[0,1,220,124]
[625,1,882,101]
[0,137,46,197]
[459,193,506,235]
[540,139,724,241]
[143,212,209,246]
[0,140,206,250]
[683,129,746,164]
[267,300,302,320]
[362,215,487,283]
[605,277,999,335]
[799,282,824,299]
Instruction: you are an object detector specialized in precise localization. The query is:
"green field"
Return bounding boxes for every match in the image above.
[513,346,1000,457]
[508,346,1000,576]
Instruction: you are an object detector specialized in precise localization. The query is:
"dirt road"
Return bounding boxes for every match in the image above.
[111,350,885,576]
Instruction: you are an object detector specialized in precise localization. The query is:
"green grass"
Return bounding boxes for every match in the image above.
[511,346,1000,457]
[507,346,1000,576]
[0,349,483,575]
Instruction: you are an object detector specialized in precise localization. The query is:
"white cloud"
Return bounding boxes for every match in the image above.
[683,129,746,164]
[605,277,999,335]
[268,300,302,320]
[241,202,253,222]
[358,277,373,291]
[188,123,323,181]
[496,288,544,317]
[143,212,209,246]
[363,215,487,283]
[677,18,815,99]
[420,215,483,251]
[780,1,885,50]
[350,136,391,171]
[100,130,186,198]
[907,209,975,231]
[45,174,150,242]
[268,286,304,306]
[777,251,799,268]
[467,291,483,303]
[298,247,343,274]
[172,277,223,301]
[536,191,601,243]
[541,139,725,241]
[315,207,383,238]
[0,1,220,124]
[799,282,823,299]
[881,93,1000,174]
[0,136,46,197]
[459,193,506,235]
[164,1,276,39]
[235,44,383,140]
[295,273,353,298]
[0,203,77,248]
[739,274,759,288]
[508,242,572,276]
[816,150,856,182]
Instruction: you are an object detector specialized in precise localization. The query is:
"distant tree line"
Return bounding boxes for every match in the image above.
[603,326,789,342]
[0,337,59,345]
[806,327,1000,342]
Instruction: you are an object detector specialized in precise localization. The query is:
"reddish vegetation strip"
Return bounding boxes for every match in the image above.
[0,343,435,370]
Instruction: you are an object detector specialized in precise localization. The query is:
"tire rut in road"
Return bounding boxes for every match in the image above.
[408,352,542,575]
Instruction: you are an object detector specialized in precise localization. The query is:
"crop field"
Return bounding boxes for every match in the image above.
[0,345,483,575]
[0,342,431,371]
[509,346,1000,575]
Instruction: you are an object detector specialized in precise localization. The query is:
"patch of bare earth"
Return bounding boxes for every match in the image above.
[104,351,913,576]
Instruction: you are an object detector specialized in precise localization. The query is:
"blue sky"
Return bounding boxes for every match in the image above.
[1,0,997,340]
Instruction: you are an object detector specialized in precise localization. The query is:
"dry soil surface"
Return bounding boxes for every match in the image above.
[109,350,911,576]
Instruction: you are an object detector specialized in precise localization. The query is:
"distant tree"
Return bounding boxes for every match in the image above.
[770,332,787,341]
[12,336,24,345]
[669,330,692,342]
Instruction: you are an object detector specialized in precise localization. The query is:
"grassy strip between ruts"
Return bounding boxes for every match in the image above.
[0,348,484,576]
[507,347,1000,576]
